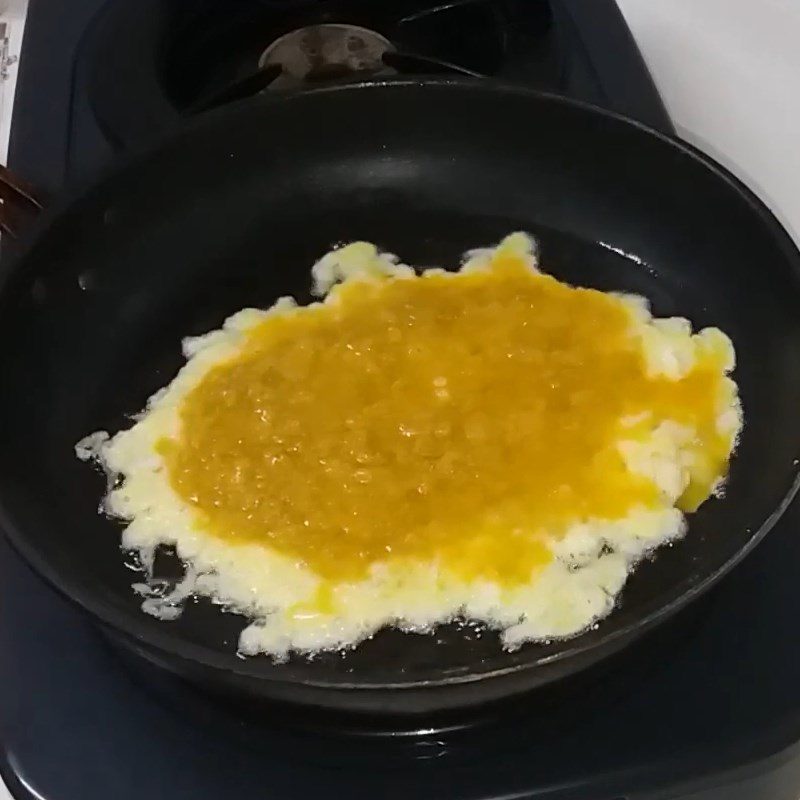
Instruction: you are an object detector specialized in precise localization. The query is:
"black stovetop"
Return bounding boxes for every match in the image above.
[3,2,800,799]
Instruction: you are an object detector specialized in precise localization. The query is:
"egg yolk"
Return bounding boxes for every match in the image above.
[158,253,734,586]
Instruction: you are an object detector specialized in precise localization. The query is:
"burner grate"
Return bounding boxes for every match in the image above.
[84,0,561,147]
[161,0,525,109]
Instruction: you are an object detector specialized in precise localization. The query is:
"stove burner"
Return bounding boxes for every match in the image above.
[259,24,395,90]
[82,0,670,168]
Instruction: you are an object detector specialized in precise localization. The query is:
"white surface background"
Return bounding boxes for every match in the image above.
[617,0,800,246]
[1,1,799,798]
[0,0,25,161]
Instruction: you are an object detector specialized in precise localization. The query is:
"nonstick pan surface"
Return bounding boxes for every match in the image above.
[1,81,800,717]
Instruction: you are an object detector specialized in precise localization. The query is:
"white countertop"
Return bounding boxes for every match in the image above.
[617,0,800,246]
[1,2,799,798]
[0,0,25,161]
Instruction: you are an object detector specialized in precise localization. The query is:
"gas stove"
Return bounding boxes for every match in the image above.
[2,2,800,799]
[9,0,673,195]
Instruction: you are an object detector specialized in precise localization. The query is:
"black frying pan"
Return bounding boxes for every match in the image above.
[1,81,800,718]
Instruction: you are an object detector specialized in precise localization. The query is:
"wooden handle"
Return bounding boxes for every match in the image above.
[0,164,43,238]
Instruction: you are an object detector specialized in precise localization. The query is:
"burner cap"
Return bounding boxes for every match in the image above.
[258,24,395,90]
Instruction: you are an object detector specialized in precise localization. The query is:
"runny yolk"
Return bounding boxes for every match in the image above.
[157,253,736,586]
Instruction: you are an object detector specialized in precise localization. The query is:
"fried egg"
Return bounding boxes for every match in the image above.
[76,233,742,660]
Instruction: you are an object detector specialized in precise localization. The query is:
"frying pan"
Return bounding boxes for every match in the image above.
[1,80,800,719]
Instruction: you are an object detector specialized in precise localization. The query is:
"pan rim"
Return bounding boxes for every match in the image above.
[2,77,800,692]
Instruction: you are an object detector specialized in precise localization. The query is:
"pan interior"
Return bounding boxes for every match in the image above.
[1,83,799,689]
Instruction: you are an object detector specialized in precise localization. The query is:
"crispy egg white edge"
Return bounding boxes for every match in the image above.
[75,233,742,660]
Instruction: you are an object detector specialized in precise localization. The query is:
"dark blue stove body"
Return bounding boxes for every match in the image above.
[3,2,800,799]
